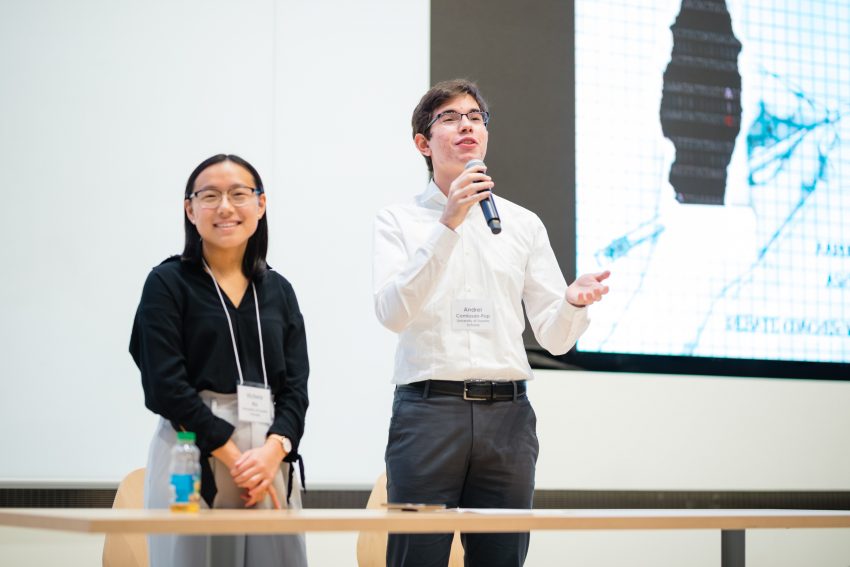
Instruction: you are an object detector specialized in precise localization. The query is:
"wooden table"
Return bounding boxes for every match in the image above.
[2,508,849,567]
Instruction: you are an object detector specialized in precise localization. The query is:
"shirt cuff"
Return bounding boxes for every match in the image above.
[556,299,591,327]
[197,417,236,455]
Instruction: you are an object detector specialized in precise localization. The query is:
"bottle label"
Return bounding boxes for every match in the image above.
[170,473,197,504]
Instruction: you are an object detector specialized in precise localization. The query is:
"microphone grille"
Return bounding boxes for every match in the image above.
[465,159,486,169]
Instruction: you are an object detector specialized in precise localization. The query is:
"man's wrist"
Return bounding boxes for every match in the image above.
[439,214,460,231]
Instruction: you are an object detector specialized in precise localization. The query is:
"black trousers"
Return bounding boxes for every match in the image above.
[385,384,539,567]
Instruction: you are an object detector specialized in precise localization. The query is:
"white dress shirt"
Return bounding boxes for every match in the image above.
[373,180,589,385]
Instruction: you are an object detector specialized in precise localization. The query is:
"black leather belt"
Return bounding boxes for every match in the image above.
[405,379,526,401]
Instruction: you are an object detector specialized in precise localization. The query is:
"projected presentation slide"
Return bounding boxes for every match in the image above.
[575,0,849,365]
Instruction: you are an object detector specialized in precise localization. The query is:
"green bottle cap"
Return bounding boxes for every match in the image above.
[176,431,196,443]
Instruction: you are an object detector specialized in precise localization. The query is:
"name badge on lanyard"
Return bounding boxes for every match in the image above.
[204,260,274,426]
[237,383,273,424]
[452,299,494,331]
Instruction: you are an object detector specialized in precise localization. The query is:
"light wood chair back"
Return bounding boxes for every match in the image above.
[356,472,463,567]
[102,467,148,567]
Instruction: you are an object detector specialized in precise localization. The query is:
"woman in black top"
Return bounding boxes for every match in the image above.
[130,154,308,567]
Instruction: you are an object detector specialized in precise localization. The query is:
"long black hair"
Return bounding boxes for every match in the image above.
[181,154,268,279]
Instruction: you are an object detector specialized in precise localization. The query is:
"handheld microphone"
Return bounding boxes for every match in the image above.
[465,159,501,234]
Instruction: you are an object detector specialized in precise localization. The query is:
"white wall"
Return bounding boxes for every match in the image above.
[1,0,849,496]
[1,0,278,484]
[532,370,850,491]
[0,0,425,486]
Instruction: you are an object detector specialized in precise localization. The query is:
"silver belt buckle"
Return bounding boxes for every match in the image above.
[463,380,491,401]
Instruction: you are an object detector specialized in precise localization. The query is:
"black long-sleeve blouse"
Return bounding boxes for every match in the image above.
[130,256,309,460]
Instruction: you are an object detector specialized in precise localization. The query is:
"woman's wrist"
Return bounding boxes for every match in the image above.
[266,434,291,459]
[212,439,242,468]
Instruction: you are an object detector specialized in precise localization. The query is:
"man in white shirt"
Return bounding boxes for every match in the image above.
[373,79,610,567]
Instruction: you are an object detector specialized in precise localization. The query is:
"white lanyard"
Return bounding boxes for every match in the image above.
[202,260,269,388]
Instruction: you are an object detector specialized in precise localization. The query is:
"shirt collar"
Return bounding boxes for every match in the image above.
[417,178,447,209]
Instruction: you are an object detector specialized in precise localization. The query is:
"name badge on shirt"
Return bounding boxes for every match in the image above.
[452,299,494,331]
[237,383,273,424]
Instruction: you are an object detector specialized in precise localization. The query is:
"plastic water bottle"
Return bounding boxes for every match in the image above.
[169,431,201,512]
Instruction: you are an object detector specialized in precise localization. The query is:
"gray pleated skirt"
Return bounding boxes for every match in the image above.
[144,391,308,567]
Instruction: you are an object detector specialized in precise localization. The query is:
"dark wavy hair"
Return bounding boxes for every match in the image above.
[411,79,489,173]
[181,154,268,279]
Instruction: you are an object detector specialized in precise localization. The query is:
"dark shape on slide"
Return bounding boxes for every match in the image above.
[660,0,742,205]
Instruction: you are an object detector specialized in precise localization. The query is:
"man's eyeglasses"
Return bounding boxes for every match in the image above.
[189,186,262,209]
[426,110,490,130]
